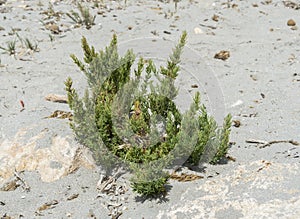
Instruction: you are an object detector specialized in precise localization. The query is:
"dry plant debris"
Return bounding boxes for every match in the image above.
[67,193,79,201]
[214,50,230,60]
[233,120,241,127]
[97,173,128,219]
[246,139,299,148]
[250,74,258,81]
[45,110,73,120]
[0,178,20,191]
[283,1,300,10]
[36,200,59,215]
[0,171,30,191]
[199,23,217,29]
[45,23,60,34]
[257,160,272,172]
[226,155,236,162]
[45,94,68,103]
[19,100,25,112]
[1,213,13,219]
[212,14,219,22]
[170,172,204,182]
[13,170,30,191]
[261,0,272,5]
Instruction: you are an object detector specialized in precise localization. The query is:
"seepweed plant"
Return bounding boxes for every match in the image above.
[65,31,232,197]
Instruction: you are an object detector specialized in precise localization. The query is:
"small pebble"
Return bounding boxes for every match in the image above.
[287,19,296,26]
[212,14,219,22]
[250,74,258,81]
[194,27,203,34]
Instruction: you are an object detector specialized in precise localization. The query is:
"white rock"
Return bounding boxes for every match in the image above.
[194,27,203,34]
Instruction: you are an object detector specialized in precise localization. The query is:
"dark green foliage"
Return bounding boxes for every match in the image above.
[66,32,232,196]
[131,175,169,197]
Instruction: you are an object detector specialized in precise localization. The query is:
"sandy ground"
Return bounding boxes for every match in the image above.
[0,0,300,218]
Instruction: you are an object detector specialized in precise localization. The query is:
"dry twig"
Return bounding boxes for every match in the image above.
[14,170,30,192]
[199,23,217,29]
[246,139,299,148]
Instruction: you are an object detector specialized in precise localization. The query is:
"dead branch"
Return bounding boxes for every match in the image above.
[246,139,299,148]
[199,23,217,29]
[14,170,30,192]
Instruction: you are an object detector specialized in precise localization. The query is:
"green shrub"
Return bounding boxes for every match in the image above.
[65,31,232,196]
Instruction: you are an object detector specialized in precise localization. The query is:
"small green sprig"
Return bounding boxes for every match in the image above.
[0,40,16,55]
[66,3,96,29]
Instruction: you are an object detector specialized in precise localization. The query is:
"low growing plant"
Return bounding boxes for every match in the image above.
[0,34,39,56]
[41,3,63,20]
[66,3,96,29]
[24,38,39,52]
[65,31,232,196]
[0,40,16,55]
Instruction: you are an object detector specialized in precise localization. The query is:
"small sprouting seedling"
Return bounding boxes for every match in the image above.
[15,32,23,45]
[24,38,39,52]
[8,28,21,36]
[0,40,16,55]
[15,33,39,52]
[66,3,96,29]
[41,3,63,20]
[47,2,56,16]
[49,34,55,42]
[93,0,105,8]
[7,41,16,55]
[66,11,82,26]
